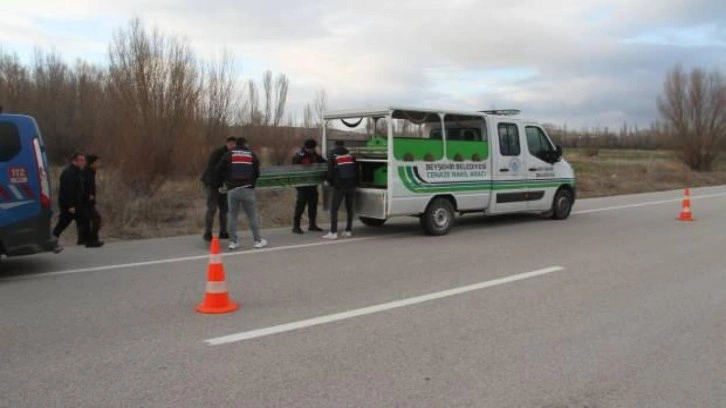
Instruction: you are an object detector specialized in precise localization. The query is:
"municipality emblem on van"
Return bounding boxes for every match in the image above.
[509,158,521,174]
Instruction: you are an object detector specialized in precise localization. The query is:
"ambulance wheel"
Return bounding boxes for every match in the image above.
[421,197,455,236]
[359,217,386,227]
[551,188,573,220]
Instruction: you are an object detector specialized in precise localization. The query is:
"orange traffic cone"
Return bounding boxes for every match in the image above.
[196,237,239,314]
[678,188,694,222]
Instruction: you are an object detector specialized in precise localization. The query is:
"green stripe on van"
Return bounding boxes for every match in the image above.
[398,166,574,194]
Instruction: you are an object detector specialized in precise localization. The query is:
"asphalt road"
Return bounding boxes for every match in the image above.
[1,186,725,407]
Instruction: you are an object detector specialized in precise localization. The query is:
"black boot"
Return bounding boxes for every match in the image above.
[293,217,304,234]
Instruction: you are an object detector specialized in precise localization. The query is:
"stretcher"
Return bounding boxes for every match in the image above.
[255,163,328,188]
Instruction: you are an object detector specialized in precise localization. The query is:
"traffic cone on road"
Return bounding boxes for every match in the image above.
[678,188,694,222]
[196,237,239,314]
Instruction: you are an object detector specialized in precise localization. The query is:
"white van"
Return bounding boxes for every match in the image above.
[322,107,576,235]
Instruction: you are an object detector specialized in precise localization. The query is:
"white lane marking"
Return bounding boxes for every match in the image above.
[4,190,725,282]
[205,266,564,346]
[0,235,404,282]
[572,192,726,215]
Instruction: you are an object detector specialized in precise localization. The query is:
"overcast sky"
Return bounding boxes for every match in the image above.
[2,0,725,128]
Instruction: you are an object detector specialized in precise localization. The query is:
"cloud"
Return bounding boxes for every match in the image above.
[2,0,725,128]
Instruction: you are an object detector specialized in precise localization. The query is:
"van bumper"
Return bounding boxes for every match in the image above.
[5,239,56,256]
[1,214,55,257]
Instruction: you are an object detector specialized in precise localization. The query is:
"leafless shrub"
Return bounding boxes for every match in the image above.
[657,65,726,171]
[0,50,32,112]
[107,18,203,194]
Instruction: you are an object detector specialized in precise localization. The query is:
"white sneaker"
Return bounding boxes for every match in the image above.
[322,232,339,240]
[342,231,353,238]
[253,239,268,249]
[228,240,240,250]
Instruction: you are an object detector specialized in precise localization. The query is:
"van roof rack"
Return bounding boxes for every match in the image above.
[479,109,520,116]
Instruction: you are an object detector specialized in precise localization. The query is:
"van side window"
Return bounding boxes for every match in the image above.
[525,126,555,160]
[498,123,520,156]
[0,121,22,162]
[431,128,483,141]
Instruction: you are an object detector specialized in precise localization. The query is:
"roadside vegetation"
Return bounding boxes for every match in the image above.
[2,20,725,241]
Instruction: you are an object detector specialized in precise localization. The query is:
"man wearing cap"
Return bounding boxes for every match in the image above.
[291,138,326,234]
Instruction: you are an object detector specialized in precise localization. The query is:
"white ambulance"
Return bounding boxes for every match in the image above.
[322,107,576,235]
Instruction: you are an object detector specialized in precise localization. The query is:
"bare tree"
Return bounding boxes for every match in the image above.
[0,50,32,112]
[262,70,273,126]
[657,65,726,171]
[313,88,327,127]
[302,103,314,129]
[272,73,289,126]
[72,59,107,156]
[31,49,78,161]
[202,51,236,146]
[245,80,261,125]
[107,18,203,195]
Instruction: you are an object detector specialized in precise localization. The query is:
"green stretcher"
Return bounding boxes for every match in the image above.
[255,163,328,188]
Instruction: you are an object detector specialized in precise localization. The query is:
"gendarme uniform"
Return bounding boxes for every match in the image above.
[292,139,326,233]
[325,144,358,237]
[215,142,267,249]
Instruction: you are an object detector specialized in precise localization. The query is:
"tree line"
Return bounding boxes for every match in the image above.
[0,19,326,197]
[544,65,726,172]
[2,19,725,197]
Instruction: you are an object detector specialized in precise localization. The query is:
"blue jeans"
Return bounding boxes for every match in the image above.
[227,187,261,242]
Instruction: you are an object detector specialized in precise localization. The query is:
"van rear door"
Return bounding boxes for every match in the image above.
[0,119,37,219]
[0,116,50,255]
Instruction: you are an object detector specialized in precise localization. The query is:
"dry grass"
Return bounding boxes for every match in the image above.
[50,149,726,242]
[95,175,310,241]
[565,149,726,198]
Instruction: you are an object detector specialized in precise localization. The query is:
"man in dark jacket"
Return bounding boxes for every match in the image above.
[201,137,236,242]
[215,137,267,250]
[52,153,89,248]
[291,138,326,234]
[323,140,358,239]
[78,154,104,248]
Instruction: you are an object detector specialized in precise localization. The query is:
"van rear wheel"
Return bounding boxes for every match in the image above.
[359,217,386,227]
[421,197,455,236]
[551,189,574,220]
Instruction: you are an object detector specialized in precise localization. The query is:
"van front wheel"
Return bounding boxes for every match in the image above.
[551,189,574,220]
[421,198,455,236]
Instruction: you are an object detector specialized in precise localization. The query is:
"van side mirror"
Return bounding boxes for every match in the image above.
[555,145,563,161]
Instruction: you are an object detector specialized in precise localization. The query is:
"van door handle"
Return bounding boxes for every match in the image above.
[529,168,537,172]
[499,168,509,172]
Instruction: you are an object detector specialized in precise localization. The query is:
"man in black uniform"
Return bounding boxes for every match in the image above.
[201,137,236,242]
[291,138,326,234]
[323,140,358,240]
[79,154,104,248]
[52,153,89,249]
